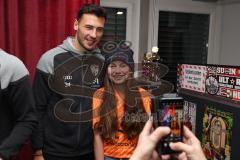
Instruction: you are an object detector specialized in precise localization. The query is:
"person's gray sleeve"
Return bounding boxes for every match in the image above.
[0,58,38,159]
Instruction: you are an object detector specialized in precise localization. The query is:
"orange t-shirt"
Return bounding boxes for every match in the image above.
[92,87,151,158]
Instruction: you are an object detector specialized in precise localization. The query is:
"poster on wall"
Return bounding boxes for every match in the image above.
[183,100,196,133]
[202,106,233,160]
[206,66,240,101]
[178,64,207,93]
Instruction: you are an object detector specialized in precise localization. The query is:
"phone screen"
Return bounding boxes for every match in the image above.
[158,97,184,154]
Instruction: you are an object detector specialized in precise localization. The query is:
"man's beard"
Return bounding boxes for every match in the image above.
[76,30,95,52]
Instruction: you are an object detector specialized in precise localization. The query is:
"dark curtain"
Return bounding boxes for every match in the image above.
[0,0,99,79]
[0,0,99,159]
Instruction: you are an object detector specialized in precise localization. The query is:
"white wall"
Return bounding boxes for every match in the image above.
[101,0,240,66]
[148,0,219,64]
[138,0,149,63]
[218,1,240,65]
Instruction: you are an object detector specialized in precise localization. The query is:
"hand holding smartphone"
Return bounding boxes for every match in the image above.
[158,96,184,154]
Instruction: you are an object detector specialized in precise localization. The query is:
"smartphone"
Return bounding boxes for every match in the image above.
[158,96,184,154]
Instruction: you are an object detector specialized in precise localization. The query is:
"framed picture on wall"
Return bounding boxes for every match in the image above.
[183,100,197,133]
[202,106,233,160]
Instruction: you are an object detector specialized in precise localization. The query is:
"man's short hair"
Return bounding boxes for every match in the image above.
[77,4,107,21]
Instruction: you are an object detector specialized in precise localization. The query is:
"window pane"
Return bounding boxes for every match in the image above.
[99,7,127,47]
[158,11,210,89]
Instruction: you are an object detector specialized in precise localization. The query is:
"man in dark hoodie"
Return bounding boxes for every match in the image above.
[32,4,107,160]
[0,49,37,160]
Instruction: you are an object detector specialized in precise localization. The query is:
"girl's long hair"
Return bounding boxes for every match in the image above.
[94,73,148,139]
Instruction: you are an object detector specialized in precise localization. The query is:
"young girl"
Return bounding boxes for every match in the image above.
[92,48,152,160]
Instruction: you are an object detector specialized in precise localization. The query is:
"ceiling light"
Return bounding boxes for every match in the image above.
[116,11,123,15]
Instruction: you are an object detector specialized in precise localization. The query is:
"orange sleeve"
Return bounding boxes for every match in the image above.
[92,88,104,128]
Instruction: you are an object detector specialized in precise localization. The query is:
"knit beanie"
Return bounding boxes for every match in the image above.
[104,47,134,71]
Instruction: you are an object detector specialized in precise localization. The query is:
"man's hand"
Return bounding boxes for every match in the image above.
[170,126,207,160]
[130,118,170,160]
[33,150,44,160]
[33,155,44,160]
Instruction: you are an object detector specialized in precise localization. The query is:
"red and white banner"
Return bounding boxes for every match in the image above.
[179,64,207,93]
